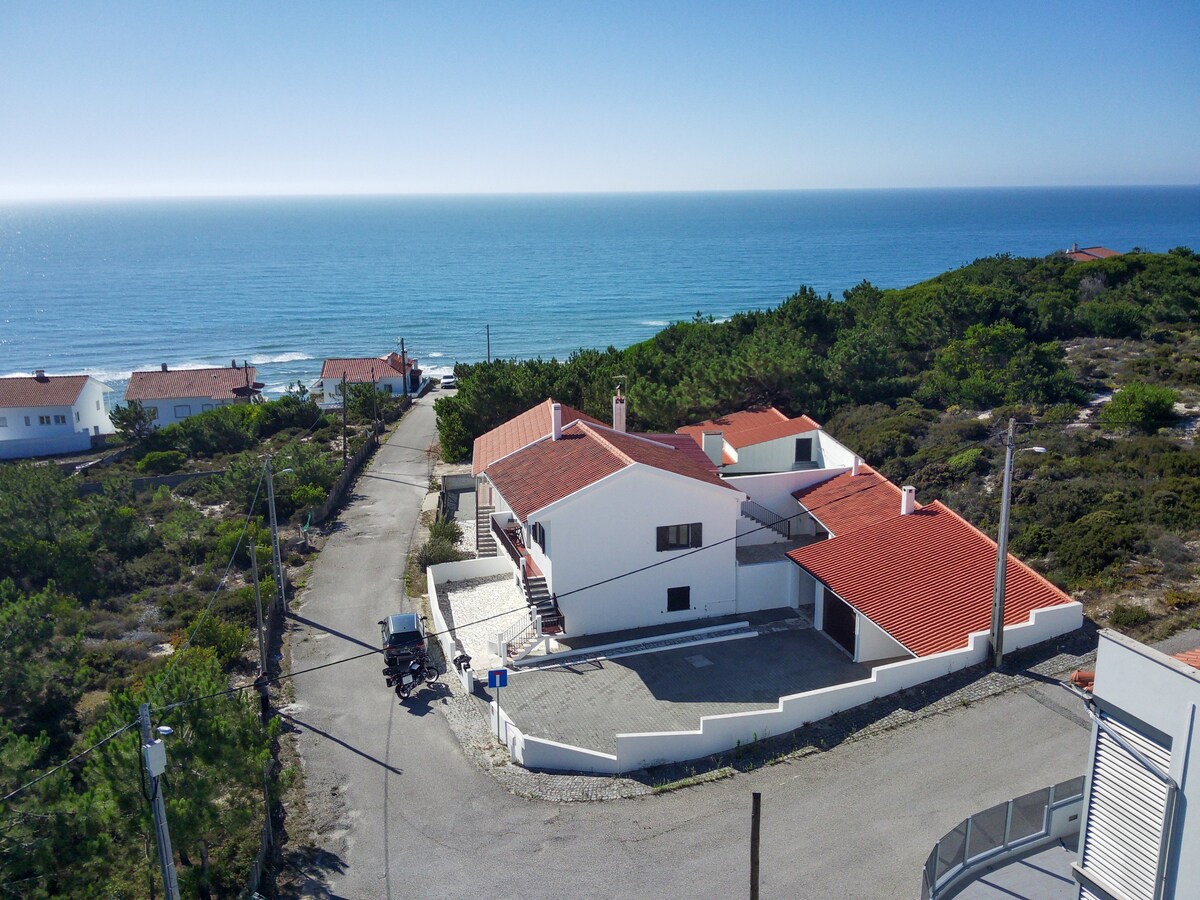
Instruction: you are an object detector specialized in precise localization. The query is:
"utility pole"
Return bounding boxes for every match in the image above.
[750,791,761,900]
[265,455,287,614]
[139,704,181,900]
[371,366,378,425]
[486,324,491,363]
[990,418,1016,669]
[399,339,408,398]
[341,371,348,466]
[249,539,270,722]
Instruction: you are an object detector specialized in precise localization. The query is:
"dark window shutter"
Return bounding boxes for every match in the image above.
[657,527,667,552]
[690,523,703,548]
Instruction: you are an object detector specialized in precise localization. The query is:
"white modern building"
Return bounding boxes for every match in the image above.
[676,406,856,474]
[1072,631,1200,900]
[0,371,114,459]
[124,362,261,427]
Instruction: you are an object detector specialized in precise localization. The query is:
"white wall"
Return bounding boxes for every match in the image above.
[735,560,798,613]
[75,379,114,436]
[0,378,112,458]
[727,467,847,516]
[533,464,743,636]
[1091,631,1200,899]
[725,430,822,474]
[817,431,857,468]
[855,612,911,663]
[142,396,239,428]
[427,556,515,662]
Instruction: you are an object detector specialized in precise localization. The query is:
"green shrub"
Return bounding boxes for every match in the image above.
[179,613,249,667]
[1054,510,1144,580]
[1099,382,1180,432]
[428,516,463,546]
[137,450,187,475]
[1164,589,1199,609]
[1109,603,1150,629]
[415,537,469,570]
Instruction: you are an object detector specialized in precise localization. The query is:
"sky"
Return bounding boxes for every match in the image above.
[2,1,1199,200]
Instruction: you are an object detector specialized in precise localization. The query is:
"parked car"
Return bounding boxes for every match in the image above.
[379,613,427,664]
[439,374,457,390]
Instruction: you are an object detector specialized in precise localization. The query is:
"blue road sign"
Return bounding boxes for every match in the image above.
[488,668,508,689]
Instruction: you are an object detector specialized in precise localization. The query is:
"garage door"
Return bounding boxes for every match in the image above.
[823,591,856,656]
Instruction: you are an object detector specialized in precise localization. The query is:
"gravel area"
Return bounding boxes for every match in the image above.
[457,516,478,556]
[442,573,530,668]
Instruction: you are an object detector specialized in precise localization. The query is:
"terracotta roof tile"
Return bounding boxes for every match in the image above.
[1174,648,1200,669]
[486,420,736,521]
[793,466,909,535]
[1065,246,1121,262]
[319,354,412,383]
[0,374,92,407]
[788,501,1075,657]
[472,399,604,476]
[125,366,260,402]
[676,407,822,462]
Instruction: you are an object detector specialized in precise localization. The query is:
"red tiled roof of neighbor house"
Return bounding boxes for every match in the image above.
[1174,648,1200,669]
[0,374,91,407]
[485,420,737,521]
[320,353,414,384]
[1065,245,1121,262]
[125,366,260,402]
[472,398,605,476]
[676,407,822,463]
[793,466,910,536]
[788,501,1075,657]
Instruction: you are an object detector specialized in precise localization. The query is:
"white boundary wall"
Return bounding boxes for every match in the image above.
[499,601,1082,774]
[427,557,514,665]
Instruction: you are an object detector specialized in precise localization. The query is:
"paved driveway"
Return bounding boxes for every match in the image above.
[491,629,882,753]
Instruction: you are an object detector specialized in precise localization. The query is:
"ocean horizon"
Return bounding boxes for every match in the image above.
[3,186,1199,398]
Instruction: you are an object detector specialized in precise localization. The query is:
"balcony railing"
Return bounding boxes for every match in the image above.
[921,776,1085,900]
[492,517,525,570]
[740,499,792,539]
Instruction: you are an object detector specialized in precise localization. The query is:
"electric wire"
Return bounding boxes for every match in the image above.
[1,719,139,804]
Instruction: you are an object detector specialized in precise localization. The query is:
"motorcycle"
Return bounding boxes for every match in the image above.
[383,650,439,699]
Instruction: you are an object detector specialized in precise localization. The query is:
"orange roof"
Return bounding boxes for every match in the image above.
[319,354,410,384]
[486,420,736,521]
[676,407,822,463]
[1065,246,1120,262]
[793,466,909,536]
[1174,648,1200,669]
[125,366,260,402]
[472,398,604,476]
[0,374,97,408]
[788,501,1075,657]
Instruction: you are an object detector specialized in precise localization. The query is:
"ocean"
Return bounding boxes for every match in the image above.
[2,187,1198,398]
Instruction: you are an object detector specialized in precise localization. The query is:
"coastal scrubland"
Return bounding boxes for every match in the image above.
[0,386,399,897]
[437,248,1200,635]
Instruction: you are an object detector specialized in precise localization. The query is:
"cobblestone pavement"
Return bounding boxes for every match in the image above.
[436,626,1101,801]
[517,622,756,670]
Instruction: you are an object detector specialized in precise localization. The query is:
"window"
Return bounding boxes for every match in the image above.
[173,404,192,419]
[24,416,31,426]
[147,407,159,420]
[202,404,214,412]
[657,523,702,551]
[795,438,813,463]
[38,415,51,426]
[530,521,547,553]
[0,417,6,427]
[95,400,100,410]
[74,411,80,422]
[667,586,691,612]
[53,414,67,424]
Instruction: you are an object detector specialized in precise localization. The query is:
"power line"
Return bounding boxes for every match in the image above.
[1,719,139,804]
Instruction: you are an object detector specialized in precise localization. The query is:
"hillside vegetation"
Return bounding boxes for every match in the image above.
[437,248,1200,632]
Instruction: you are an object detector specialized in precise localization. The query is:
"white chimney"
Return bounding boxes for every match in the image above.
[901,485,916,515]
[551,402,563,441]
[701,431,724,466]
[612,392,627,433]
[851,456,861,476]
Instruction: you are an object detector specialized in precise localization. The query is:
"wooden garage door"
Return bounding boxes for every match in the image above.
[823,591,856,656]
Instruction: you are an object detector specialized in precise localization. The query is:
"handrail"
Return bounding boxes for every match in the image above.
[492,516,524,569]
[740,499,791,538]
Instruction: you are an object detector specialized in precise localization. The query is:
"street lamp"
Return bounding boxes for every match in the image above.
[265,455,294,614]
[990,418,1047,668]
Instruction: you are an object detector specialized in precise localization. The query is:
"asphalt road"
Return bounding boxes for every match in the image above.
[289,398,1093,899]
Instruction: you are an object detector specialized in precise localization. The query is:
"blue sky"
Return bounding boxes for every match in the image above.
[2,1,1198,199]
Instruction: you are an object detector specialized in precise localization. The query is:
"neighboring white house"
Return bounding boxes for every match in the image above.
[124,362,261,427]
[1070,631,1200,900]
[314,352,420,401]
[0,371,114,459]
[788,466,1081,664]
[677,406,856,474]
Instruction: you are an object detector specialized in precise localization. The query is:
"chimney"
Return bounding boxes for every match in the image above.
[551,402,563,441]
[161,363,168,372]
[851,456,861,476]
[701,431,724,466]
[612,389,627,433]
[901,485,916,515]
[34,369,47,381]
[1071,243,1079,253]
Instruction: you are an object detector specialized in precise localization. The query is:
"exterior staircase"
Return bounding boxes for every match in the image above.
[476,505,497,557]
[740,499,792,542]
[523,576,563,634]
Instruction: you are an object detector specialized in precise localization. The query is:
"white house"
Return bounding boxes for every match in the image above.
[0,371,114,459]
[677,406,856,474]
[124,362,261,427]
[1070,631,1200,900]
[314,352,420,400]
[788,468,1081,664]
[479,402,745,636]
